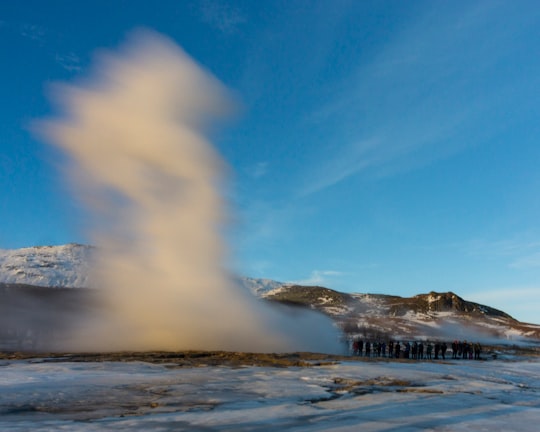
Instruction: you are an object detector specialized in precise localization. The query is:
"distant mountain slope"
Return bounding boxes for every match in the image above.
[388,291,513,319]
[1,245,539,347]
[237,277,286,297]
[263,285,540,341]
[262,285,353,316]
[0,245,277,294]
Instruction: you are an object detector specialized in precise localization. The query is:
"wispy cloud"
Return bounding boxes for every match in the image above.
[467,286,540,323]
[509,253,540,270]
[245,161,268,179]
[298,2,534,195]
[1,20,82,73]
[55,52,82,72]
[19,23,46,42]
[288,270,344,287]
[467,238,540,257]
[466,236,540,270]
[470,286,540,301]
[300,138,379,196]
[0,20,46,44]
[199,0,246,34]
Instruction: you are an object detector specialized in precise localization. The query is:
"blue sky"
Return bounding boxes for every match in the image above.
[1,1,540,323]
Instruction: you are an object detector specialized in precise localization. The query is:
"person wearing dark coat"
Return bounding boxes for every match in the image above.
[434,342,440,360]
[474,342,482,360]
[452,340,458,359]
[441,342,447,360]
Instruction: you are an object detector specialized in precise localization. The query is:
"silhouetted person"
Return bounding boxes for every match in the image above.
[352,339,359,356]
[441,342,447,360]
[452,340,458,359]
[474,342,482,360]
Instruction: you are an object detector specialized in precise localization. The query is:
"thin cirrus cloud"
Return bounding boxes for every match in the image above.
[298,2,535,196]
[0,20,46,43]
[246,161,269,179]
[289,270,344,287]
[509,253,540,270]
[199,0,246,34]
[55,52,82,72]
[467,287,540,321]
[466,237,540,269]
[19,22,46,42]
[1,19,83,74]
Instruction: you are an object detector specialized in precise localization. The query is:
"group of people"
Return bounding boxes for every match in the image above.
[349,338,483,360]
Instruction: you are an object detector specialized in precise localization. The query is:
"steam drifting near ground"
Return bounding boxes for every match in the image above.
[37,30,340,353]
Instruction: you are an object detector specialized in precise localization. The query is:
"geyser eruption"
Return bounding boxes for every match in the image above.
[40,30,340,353]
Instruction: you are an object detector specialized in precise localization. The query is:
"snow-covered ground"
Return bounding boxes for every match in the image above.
[1,356,539,431]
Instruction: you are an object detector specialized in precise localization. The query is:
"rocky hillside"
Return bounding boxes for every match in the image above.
[388,292,513,319]
[1,245,539,348]
[263,285,540,342]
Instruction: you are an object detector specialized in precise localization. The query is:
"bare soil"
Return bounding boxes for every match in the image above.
[0,350,350,367]
[1,344,537,366]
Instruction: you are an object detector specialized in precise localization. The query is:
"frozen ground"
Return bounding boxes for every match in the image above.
[1,354,539,431]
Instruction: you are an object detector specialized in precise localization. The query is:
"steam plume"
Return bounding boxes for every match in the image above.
[39,30,340,353]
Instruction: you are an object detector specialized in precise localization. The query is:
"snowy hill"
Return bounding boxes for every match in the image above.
[1,245,539,346]
[264,285,540,342]
[238,276,288,296]
[0,245,280,294]
[0,244,93,288]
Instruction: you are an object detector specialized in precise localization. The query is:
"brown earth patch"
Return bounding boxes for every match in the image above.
[0,351,350,368]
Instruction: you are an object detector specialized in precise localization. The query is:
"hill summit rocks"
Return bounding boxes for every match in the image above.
[262,285,539,341]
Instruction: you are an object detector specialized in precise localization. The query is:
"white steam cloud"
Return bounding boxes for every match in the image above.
[39,30,340,353]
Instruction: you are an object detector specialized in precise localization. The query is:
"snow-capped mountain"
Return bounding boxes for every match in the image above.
[1,245,539,345]
[238,276,288,297]
[0,244,94,288]
[0,244,281,294]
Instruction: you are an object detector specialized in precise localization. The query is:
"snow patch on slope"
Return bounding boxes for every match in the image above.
[238,277,288,297]
[0,244,93,288]
[0,245,286,296]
